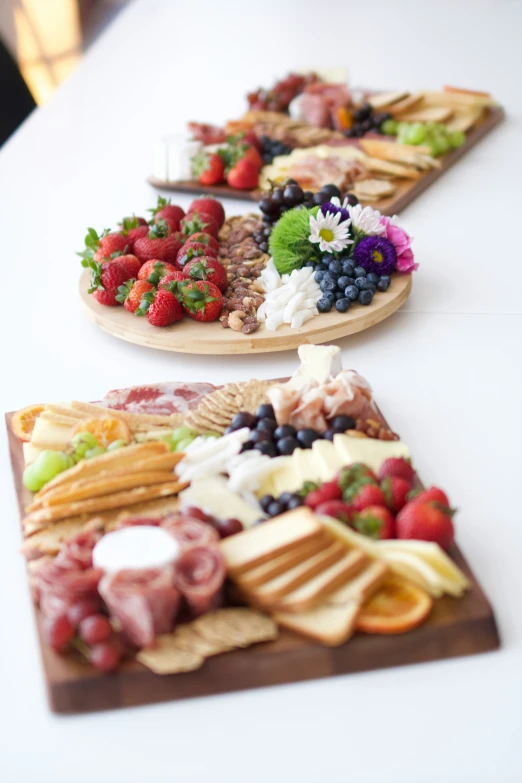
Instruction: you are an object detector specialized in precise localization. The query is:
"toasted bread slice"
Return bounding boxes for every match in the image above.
[219,508,323,575]
[326,561,388,605]
[368,90,409,109]
[275,549,367,613]
[387,93,424,116]
[364,157,421,180]
[237,534,332,589]
[275,601,360,646]
[444,106,484,133]
[248,542,346,607]
[399,106,454,123]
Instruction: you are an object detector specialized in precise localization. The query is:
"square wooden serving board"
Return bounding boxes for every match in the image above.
[5,401,499,714]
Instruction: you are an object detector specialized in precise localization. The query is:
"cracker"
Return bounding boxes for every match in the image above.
[193,608,278,649]
[171,624,232,657]
[137,638,204,675]
[239,380,273,414]
[353,179,396,200]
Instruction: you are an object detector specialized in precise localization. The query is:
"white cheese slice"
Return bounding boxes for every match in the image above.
[333,434,410,473]
[312,439,344,480]
[293,344,343,383]
[30,416,73,449]
[93,526,180,574]
[293,448,323,485]
[179,477,264,527]
[23,441,43,465]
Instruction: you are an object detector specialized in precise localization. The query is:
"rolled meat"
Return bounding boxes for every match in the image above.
[37,560,103,618]
[162,516,219,552]
[175,546,226,617]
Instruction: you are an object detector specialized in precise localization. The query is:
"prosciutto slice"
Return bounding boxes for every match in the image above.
[322,370,383,423]
[100,381,215,416]
[175,546,226,617]
[99,566,180,648]
[161,516,219,552]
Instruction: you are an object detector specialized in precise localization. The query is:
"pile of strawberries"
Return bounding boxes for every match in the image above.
[191,132,263,190]
[80,196,228,328]
[302,458,455,549]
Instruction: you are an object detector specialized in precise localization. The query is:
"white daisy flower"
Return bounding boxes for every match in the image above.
[309,210,352,253]
[349,204,385,236]
[328,196,353,211]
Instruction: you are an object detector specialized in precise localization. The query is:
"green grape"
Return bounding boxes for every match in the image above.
[449,130,465,148]
[65,453,76,469]
[404,122,427,145]
[201,432,221,439]
[23,463,45,492]
[171,426,199,444]
[107,439,127,451]
[380,118,398,136]
[85,445,106,459]
[33,450,70,483]
[71,431,98,450]
[175,437,196,452]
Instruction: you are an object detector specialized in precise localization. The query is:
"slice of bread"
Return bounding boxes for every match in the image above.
[248,542,346,608]
[326,561,388,606]
[237,534,332,589]
[219,508,323,575]
[275,602,361,647]
[275,549,367,613]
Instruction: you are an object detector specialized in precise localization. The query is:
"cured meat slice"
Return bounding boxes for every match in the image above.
[99,565,180,648]
[54,527,103,570]
[322,370,383,423]
[100,381,216,416]
[117,516,162,529]
[37,561,103,617]
[188,122,227,145]
[162,516,219,552]
[175,546,226,617]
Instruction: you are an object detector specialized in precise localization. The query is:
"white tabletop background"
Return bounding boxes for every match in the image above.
[1,1,521,781]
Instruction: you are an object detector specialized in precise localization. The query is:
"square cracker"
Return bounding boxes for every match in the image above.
[171,624,233,657]
[136,637,204,675]
[193,608,278,649]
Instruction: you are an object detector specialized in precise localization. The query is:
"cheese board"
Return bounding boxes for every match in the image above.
[148,74,504,212]
[7,346,499,714]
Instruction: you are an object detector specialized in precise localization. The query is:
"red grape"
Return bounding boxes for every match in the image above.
[90,641,121,672]
[214,518,243,538]
[67,596,103,627]
[79,614,112,645]
[43,614,75,652]
[183,506,217,526]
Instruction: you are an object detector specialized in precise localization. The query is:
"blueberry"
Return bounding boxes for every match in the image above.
[341,261,355,276]
[231,411,256,430]
[314,270,324,283]
[337,275,351,290]
[328,260,342,275]
[296,429,321,448]
[260,494,275,512]
[287,495,304,510]
[267,500,286,517]
[331,415,356,432]
[343,277,355,287]
[317,297,333,313]
[256,403,275,420]
[249,429,272,444]
[366,283,376,294]
[254,441,278,457]
[323,429,337,441]
[324,291,336,303]
[353,266,367,278]
[274,424,296,440]
[345,285,359,301]
[322,253,335,264]
[314,262,327,272]
[335,298,351,313]
[257,418,277,433]
[279,492,295,505]
[322,270,336,282]
[277,436,299,455]
[355,276,369,290]
[320,278,337,293]
[358,289,374,305]
[377,275,391,292]
[366,272,379,285]
[304,259,315,268]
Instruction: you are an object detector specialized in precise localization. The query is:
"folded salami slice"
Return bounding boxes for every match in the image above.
[54,527,103,570]
[99,566,180,648]
[175,546,226,617]
[37,561,103,618]
[100,382,215,417]
[162,517,219,552]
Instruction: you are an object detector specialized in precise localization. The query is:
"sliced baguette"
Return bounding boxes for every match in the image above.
[237,534,332,589]
[219,508,323,575]
[248,542,346,607]
[275,549,367,613]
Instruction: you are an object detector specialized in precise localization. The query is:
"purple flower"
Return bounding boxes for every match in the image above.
[321,202,351,224]
[352,235,397,275]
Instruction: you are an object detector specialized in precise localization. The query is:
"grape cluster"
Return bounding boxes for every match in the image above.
[227,406,356,459]
[343,102,392,138]
[381,119,466,157]
[260,490,304,518]
[259,135,293,165]
[252,224,272,254]
[305,256,391,314]
[258,182,359,237]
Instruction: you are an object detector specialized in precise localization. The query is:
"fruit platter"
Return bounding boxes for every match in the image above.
[6,345,498,713]
[149,71,504,214]
[79,192,415,354]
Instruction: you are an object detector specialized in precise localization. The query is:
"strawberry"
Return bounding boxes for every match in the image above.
[187,197,225,229]
[109,254,141,280]
[396,501,455,550]
[159,270,189,290]
[242,145,264,169]
[119,217,149,250]
[133,220,182,265]
[138,260,177,285]
[408,486,450,507]
[116,279,154,313]
[180,211,219,239]
[185,232,220,254]
[377,457,415,484]
[381,476,411,513]
[350,483,387,511]
[178,280,223,322]
[337,463,377,491]
[314,500,354,524]
[77,228,129,264]
[85,259,129,307]
[176,241,217,268]
[119,215,148,228]
[185,257,228,293]
[354,506,395,540]
[305,480,342,509]
[227,158,259,190]
[244,130,261,150]
[148,196,185,230]
[191,151,225,185]
[136,288,184,327]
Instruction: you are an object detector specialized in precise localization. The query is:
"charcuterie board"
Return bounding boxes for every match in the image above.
[79,269,412,354]
[148,106,504,215]
[6,385,499,715]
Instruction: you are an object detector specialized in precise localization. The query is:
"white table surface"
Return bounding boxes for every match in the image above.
[1,1,521,781]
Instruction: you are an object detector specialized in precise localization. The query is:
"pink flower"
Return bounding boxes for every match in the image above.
[380,216,418,273]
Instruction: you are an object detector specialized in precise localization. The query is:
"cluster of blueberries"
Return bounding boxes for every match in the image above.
[303,255,392,313]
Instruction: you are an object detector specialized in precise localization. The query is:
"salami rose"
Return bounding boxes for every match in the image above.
[162,516,219,552]
[175,546,226,617]
[99,566,179,648]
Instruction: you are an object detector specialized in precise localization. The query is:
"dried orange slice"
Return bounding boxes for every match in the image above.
[12,404,45,441]
[356,575,433,635]
[71,415,132,448]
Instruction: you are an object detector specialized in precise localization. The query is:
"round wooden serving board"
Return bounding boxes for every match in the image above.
[79,269,412,355]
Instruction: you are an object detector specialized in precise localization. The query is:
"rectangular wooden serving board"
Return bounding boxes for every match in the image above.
[6,401,499,715]
[147,106,504,216]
